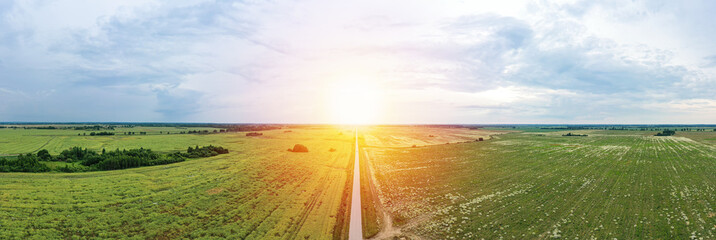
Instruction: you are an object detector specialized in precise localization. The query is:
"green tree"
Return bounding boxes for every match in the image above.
[36,149,52,161]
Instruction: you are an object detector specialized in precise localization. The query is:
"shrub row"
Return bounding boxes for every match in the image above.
[0,145,229,172]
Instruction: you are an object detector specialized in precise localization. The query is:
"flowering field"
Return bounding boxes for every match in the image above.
[365,129,716,239]
[0,126,354,239]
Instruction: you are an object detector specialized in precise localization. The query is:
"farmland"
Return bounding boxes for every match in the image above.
[0,126,354,239]
[361,126,502,148]
[2,124,716,239]
[362,127,716,239]
[0,126,225,156]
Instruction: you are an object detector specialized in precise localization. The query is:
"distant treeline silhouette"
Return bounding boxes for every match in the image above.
[562,132,588,137]
[655,130,676,136]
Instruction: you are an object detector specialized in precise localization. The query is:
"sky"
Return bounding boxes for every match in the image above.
[1,0,715,124]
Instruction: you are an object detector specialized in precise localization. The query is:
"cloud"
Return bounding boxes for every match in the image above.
[154,87,203,119]
[703,55,716,68]
[0,0,715,123]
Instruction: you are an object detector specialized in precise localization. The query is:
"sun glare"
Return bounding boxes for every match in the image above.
[328,78,384,125]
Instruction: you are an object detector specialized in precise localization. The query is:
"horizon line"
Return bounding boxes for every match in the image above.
[2,122,716,126]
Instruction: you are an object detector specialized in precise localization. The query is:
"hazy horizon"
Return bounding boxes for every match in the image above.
[2,122,716,126]
[1,1,716,124]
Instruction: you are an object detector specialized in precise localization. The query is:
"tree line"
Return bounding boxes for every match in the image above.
[185,145,230,158]
[562,132,588,137]
[0,153,51,172]
[77,131,117,136]
[73,125,115,131]
[0,145,229,172]
[655,130,676,136]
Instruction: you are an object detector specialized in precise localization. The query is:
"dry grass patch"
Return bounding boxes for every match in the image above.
[206,188,225,195]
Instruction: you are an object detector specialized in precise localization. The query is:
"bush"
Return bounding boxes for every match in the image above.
[0,154,50,172]
[57,147,98,162]
[563,132,588,137]
[57,164,88,173]
[95,154,184,171]
[655,130,676,136]
[89,132,114,136]
[1,145,228,172]
[183,145,229,158]
[81,155,105,166]
[36,149,52,161]
[54,147,183,171]
[290,144,308,152]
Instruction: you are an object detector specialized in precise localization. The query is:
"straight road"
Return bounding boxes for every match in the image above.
[349,129,363,239]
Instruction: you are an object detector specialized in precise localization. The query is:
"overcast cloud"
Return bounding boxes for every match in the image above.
[0,0,715,123]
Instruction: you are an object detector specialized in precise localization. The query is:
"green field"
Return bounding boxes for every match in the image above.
[0,126,354,239]
[0,127,225,156]
[363,129,716,239]
[2,125,716,239]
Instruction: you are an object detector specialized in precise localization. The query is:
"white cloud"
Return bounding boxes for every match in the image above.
[0,0,714,123]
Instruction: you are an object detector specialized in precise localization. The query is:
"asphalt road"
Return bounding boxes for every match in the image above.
[349,129,363,239]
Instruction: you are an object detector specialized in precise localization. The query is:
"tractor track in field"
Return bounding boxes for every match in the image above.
[230,172,316,238]
[286,169,332,238]
[361,134,504,239]
[30,136,56,153]
[223,163,315,238]
[362,146,425,240]
[242,202,283,238]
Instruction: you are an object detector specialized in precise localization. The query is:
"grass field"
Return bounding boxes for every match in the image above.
[363,128,716,239]
[0,126,354,239]
[0,127,225,156]
[361,126,502,148]
[3,125,715,239]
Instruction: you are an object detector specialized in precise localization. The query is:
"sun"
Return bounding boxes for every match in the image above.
[328,78,384,125]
